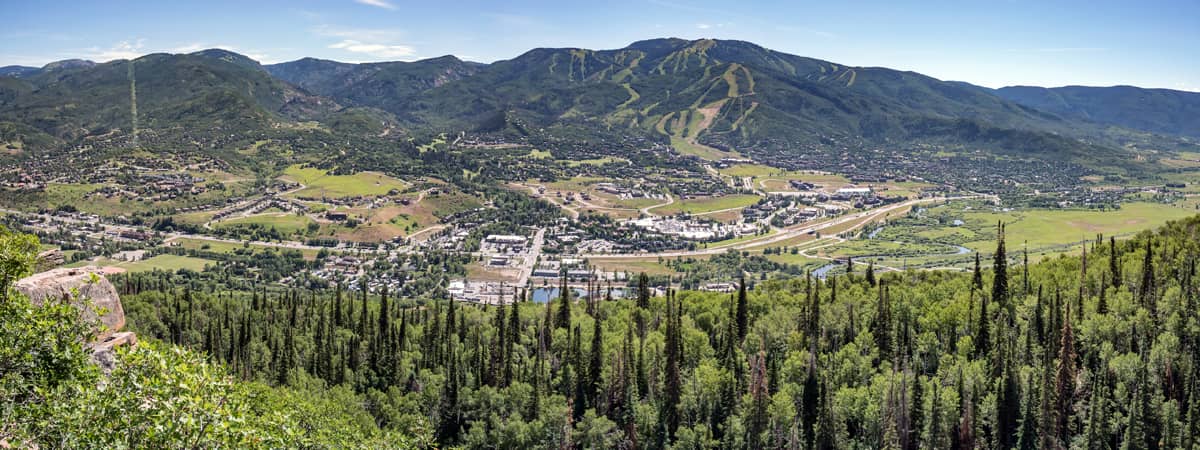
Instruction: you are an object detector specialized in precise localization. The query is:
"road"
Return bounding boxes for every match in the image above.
[514,227,546,288]
[579,195,979,260]
[5,193,982,277]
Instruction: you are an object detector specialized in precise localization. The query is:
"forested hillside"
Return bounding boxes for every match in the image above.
[0,227,431,448]
[65,212,1200,448]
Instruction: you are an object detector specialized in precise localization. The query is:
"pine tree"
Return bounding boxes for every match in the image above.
[637,272,650,309]
[996,356,1020,449]
[1138,239,1156,313]
[1034,285,1046,345]
[736,273,749,341]
[504,300,518,387]
[973,252,984,291]
[662,290,683,444]
[557,274,572,331]
[867,261,878,287]
[1055,304,1077,446]
[875,282,892,362]
[438,330,460,443]
[908,373,924,450]
[1109,236,1121,289]
[746,350,770,449]
[993,223,1010,315]
[1017,373,1039,450]
[588,310,604,409]
[975,289,989,360]
[1023,245,1031,296]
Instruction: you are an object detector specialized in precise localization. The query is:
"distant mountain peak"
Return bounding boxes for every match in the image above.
[189,48,263,70]
[41,59,96,72]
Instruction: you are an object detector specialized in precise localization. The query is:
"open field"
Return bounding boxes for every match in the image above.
[69,254,215,273]
[168,237,324,260]
[326,189,481,241]
[763,252,826,268]
[281,165,409,198]
[565,156,628,167]
[214,213,314,235]
[818,200,1200,269]
[589,258,676,276]
[650,194,760,215]
[669,136,734,160]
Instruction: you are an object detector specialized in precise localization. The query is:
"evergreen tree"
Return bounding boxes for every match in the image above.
[875,282,893,362]
[437,331,460,443]
[1110,236,1121,289]
[661,290,683,444]
[736,273,749,341]
[556,274,572,331]
[588,310,604,410]
[746,350,770,449]
[973,252,984,291]
[993,223,1010,315]
[636,272,650,309]
[997,356,1021,450]
[1138,239,1156,313]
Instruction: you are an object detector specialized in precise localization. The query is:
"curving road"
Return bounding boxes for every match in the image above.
[578,195,982,260]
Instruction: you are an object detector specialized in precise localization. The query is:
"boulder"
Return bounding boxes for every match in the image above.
[14,267,125,341]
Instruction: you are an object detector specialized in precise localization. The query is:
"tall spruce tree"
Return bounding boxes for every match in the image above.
[736,273,749,341]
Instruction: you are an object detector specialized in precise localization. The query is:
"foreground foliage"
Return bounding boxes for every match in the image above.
[0,228,428,448]
[109,214,1200,449]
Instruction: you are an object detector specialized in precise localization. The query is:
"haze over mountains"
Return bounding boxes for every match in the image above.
[2,38,1196,170]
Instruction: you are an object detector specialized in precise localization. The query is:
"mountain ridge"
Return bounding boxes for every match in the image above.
[2,39,1195,175]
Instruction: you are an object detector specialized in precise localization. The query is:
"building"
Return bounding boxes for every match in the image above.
[484,234,527,245]
[835,187,873,197]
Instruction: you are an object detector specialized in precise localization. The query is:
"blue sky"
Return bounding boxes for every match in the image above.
[2,0,1197,90]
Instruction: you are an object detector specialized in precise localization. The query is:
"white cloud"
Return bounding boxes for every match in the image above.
[328,40,415,58]
[313,25,416,60]
[775,25,836,39]
[86,39,146,61]
[313,25,404,43]
[355,0,396,10]
[696,23,711,30]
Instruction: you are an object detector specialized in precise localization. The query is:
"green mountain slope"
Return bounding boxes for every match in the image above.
[380,38,1123,166]
[265,55,481,114]
[0,51,336,148]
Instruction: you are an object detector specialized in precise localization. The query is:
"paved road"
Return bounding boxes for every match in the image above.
[514,227,546,288]
[579,195,980,260]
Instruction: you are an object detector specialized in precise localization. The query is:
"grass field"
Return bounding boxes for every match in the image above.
[168,237,324,260]
[650,194,760,215]
[819,200,1200,269]
[214,213,314,235]
[957,202,1197,251]
[763,252,826,268]
[566,156,628,167]
[70,254,214,273]
[331,189,482,242]
[589,258,676,276]
[281,165,409,198]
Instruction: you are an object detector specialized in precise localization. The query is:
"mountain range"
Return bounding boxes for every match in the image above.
[2,38,1196,172]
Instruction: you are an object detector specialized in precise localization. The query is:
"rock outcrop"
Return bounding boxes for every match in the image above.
[15,267,125,340]
[14,267,136,371]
